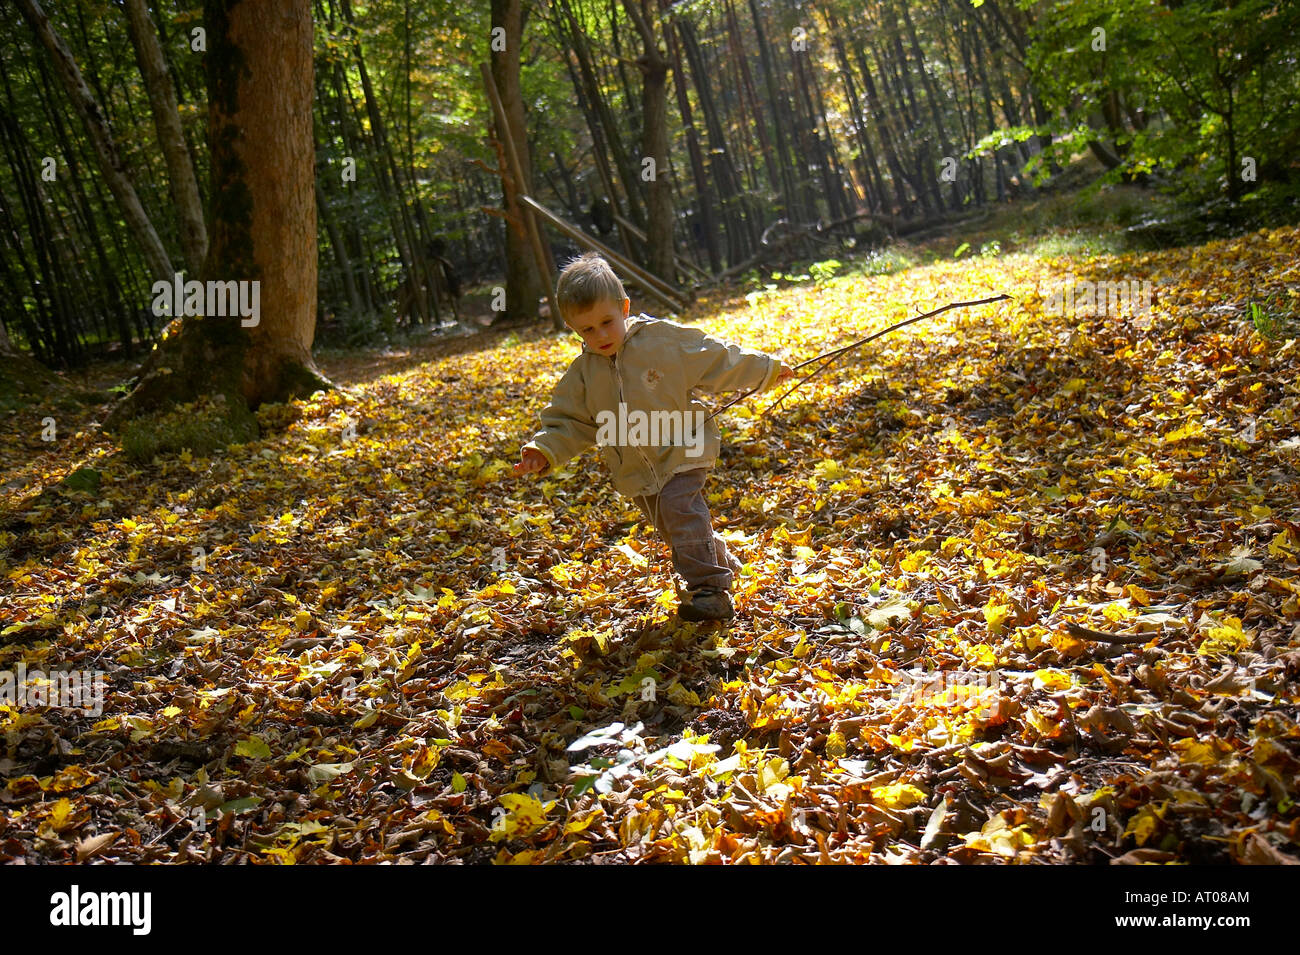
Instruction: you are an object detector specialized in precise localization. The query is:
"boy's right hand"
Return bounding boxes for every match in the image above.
[514,447,549,476]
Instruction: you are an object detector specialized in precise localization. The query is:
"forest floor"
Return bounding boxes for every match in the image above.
[2,203,1299,863]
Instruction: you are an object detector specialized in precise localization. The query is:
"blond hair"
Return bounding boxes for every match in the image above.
[555,252,625,324]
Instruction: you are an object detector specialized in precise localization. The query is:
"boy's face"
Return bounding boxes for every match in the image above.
[566,297,630,356]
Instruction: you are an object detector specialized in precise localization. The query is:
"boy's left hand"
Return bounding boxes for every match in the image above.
[777,362,795,382]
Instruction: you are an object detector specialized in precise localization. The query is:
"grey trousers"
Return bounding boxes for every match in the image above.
[632,468,737,592]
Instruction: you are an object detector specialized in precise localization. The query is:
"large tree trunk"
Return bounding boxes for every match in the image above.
[123,0,208,274]
[105,0,329,432]
[490,0,544,322]
[16,0,174,284]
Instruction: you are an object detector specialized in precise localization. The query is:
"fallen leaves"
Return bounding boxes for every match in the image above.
[1,226,1298,864]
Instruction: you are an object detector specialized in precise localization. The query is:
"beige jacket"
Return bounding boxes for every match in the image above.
[524,314,783,497]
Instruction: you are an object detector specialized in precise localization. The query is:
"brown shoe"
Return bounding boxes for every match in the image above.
[679,587,734,622]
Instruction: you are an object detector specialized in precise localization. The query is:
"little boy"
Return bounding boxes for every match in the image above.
[514,253,792,621]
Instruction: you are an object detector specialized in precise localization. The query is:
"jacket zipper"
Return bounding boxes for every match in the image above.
[613,348,661,593]
[612,350,659,489]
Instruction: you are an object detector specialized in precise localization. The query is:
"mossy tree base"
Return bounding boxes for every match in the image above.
[102,312,333,457]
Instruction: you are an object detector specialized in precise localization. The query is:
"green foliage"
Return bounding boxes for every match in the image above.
[1025,232,1123,258]
[119,394,258,463]
[809,259,843,283]
[59,466,102,494]
[1247,300,1300,342]
[1011,0,1300,201]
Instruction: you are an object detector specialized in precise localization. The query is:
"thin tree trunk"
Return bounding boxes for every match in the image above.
[30,53,133,357]
[667,19,720,273]
[0,75,78,367]
[678,16,751,263]
[725,0,777,202]
[16,0,174,284]
[900,2,960,211]
[825,15,886,213]
[621,0,674,282]
[850,32,911,215]
[871,34,935,217]
[317,180,363,316]
[747,0,799,220]
[338,0,433,324]
[123,0,207,274]
[558,0,646,227]
[969,23,1011,201]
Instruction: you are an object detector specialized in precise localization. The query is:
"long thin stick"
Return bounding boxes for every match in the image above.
[705,293,1011,422]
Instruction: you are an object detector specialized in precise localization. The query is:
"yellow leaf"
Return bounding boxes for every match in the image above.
[564,807,604,835]
[1032,669,1072,691]
[1199,616,1251,657]
[814,459,850,480]
[900,551,929,572]
[1103,601,1134,623]
[1126,585,1151,607]
[49,766,99,792]
[1123,803,1166,846]
[1026,707,1062,738]
[757,757,790,793]
[491,793,554,841]
[871,783,928,810]
[1171,739,1219,765]
[1163,420,1204,443]
[1268,529,1296,558]
[47,797,73,832]
[1050,629,1087,656]
[614,543,647,567]
[236,736,272,759]
[983,599,1011,633]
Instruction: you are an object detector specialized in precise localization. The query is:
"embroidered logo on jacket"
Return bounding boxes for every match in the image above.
[642,368,664,390]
